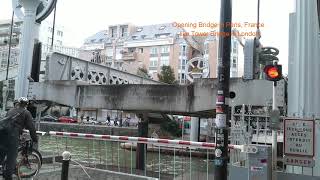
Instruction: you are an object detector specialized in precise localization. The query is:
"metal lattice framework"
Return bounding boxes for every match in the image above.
[229,104,285,164]
[47,52,160,85]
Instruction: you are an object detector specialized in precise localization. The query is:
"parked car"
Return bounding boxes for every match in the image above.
[83,117,98,125]
[58,116,78,123]
[41,115,58,122]
[96,118,107,125]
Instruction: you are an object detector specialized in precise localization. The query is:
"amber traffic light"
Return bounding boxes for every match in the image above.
[264,64,282,81]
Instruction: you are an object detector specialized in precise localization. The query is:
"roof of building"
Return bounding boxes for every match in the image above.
[127,23,183,41]
[84,30,109,44]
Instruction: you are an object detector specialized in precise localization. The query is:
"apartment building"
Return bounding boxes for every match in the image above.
[79,23,240,84]
[79,24,136,70]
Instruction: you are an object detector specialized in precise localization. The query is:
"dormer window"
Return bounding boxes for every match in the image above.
[159,25,166,30]
[155,33,170,38]
[137,27,143,32]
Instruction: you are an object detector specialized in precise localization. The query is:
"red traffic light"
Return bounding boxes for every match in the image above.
[264,64,282,81]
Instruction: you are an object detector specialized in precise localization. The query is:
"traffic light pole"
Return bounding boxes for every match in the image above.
[272,71,277,180]
[214,0,232,180]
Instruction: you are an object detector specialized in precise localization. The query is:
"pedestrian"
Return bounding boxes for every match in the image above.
[0,97,38,180]
[114,117,118,126]
[80,114,84,124]
[106,114,111,126]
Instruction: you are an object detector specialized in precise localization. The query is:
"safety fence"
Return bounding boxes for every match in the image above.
[37,131,244,180]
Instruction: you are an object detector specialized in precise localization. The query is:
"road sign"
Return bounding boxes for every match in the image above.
[284,118,315,157]
[284,156,315,167]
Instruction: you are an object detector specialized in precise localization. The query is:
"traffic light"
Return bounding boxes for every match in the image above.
[263,64,282,81]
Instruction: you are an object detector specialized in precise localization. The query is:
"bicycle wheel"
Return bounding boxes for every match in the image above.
[16,149,42,178]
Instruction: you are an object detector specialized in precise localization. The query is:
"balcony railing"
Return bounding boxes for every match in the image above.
[121,52,137,61]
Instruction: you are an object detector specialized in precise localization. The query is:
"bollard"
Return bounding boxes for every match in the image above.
[61,151,71,180]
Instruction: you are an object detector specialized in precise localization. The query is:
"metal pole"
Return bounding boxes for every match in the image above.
[50,2,57,50]
[272,79,277,180]
[61,151,71,180]
[214,0,232,180]
[6,11,15,80]
[136,113,148,170]
[182,118,185,140]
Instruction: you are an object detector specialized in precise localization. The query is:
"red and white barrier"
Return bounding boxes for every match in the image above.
[49,131,244,150]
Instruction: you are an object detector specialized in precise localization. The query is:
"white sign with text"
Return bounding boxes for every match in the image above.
[284,118,315,157]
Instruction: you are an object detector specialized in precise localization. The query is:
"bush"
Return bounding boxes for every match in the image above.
[160,120,182,137]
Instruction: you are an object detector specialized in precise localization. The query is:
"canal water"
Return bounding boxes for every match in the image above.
[39,136,215,177]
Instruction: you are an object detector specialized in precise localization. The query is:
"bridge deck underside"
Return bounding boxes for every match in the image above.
[28,79,285,117]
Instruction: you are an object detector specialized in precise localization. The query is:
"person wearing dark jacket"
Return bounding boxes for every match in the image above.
[0,97,38,180]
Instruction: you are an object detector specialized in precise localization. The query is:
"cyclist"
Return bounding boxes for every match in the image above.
[0,97,38,180]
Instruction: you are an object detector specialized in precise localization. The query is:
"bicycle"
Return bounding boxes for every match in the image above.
[0,134,42,179]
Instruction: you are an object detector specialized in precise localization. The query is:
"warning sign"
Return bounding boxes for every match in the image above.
[284,118,315,157]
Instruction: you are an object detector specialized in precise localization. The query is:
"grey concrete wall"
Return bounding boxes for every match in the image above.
[39,122,138,136]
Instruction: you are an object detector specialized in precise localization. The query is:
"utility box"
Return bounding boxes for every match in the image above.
[248,145,272,180]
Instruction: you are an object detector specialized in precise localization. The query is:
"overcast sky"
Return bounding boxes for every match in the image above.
[0,0,294,73]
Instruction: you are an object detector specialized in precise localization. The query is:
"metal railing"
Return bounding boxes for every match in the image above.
[38,131,243,180]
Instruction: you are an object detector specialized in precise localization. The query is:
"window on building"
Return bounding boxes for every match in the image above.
[111,28,117,38]
[180,59,187,70]
[106,49,113,56]
[161,46,170,53]
[121,27,128,37]
[149,57,158,68]
[232,41,237,53]
[1,59,7,69]
[139,48,144,53]
[137,27,143,32]
[178,73,186,84]
[160,56,169,66]
[180,45,187,56]
[56,40,62,45]
[128,47,136,53]
[47,37,52,44]
[132,36,138,40]
[48,27,53,32]
[232,57,237,68]
[57,30,63,36]
[151,47,158,55]
[232,57,237,64]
